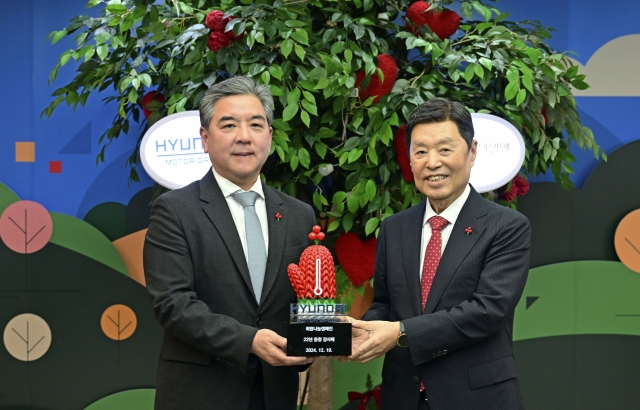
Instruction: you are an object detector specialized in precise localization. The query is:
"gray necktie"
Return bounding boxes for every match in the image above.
[231,191,267,302]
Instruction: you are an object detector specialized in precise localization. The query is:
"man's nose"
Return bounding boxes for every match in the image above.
[425,152,441,169]
[236,123,251,142]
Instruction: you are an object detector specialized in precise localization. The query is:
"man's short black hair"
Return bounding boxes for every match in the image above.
[405,98,474,153]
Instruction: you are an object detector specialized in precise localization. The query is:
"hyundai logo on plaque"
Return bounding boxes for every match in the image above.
[286,226,352,356]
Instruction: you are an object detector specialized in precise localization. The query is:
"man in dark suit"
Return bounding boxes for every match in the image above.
[349,98,531,410]
[144,76,314,410]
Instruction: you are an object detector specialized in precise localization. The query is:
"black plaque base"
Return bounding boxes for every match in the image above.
[287,322,352,356]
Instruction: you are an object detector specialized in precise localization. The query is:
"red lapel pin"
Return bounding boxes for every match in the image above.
[275,212,282,221]
[465,227,473,235]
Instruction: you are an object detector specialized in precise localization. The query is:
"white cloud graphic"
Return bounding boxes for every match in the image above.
[567,34,640,96]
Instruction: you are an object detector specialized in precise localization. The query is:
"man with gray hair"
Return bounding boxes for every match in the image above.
[144,76,315,410]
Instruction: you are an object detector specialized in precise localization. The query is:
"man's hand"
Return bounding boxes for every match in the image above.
[251,329,314,366]
[347,320,400,363]
[337,316,370,362]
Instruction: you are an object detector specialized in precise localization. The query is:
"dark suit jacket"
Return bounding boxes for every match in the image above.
[143,170,315,410]
[363,186,530,410]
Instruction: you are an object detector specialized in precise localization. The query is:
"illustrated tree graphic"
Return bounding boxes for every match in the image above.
[101,304,137,341]
[0,200,53,254]
[3,313,52,362]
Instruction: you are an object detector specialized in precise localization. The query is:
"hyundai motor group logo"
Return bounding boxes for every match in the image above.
[140,111,524,192]
[140,111,210,189]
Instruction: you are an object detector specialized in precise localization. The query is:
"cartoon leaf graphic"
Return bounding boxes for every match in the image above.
[3,313,52,361]
[0,200,53,254]
[101,304,137,341]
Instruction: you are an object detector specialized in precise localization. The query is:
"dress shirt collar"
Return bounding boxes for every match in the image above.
[211,167,265,199]
[423,184,471,227]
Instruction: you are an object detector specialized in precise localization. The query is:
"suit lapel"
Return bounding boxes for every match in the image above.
[401,202,426,317]
[260,184,286,306]
[424,187,488,314]
[199,171,255,297]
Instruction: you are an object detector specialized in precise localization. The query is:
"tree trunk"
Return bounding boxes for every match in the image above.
[306,356,333,410]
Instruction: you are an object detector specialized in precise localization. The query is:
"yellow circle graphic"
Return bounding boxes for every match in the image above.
[3,313,52,361]
[101,304,137,341]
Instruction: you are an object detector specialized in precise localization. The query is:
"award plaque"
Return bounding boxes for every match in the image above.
[286,225,352,356]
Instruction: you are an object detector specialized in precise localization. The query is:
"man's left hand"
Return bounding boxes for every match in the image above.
[347,320,400,363]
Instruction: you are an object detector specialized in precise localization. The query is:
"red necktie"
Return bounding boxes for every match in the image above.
[420,215,449,393]
[420,215,449,311]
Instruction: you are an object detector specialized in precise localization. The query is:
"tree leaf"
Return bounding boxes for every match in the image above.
[106,4,127,15]
[522,75,534,94]
[281,39,294,58]
[505,80,520,101]
[128,88,138,104]
[526,48,540,66]
[282,102,299,121]
[315,142,327,158]
[463,63,475,82]
[474,64,484,79]
[365,179,377,200]
[347,194,360,213]
[290,29,309,45]
[333,191,347,204]
[540,64,556,80]
[298,147,311,168]
[342,212,354,232]
[286,20,307,28]
[478,57,492,71]
[300,110,311,127]
[379,164,390,184]
[295,44,306,61]
[269,64,283,80]
[347,149,363,163]
[571,79,589,90]
[287,87,301,106]
[327,220,340,232]
[365,217,379,235]
[506,66,519,83]
[301,99,317,116]
[51,30,67,45]
[261,71,271,85]
[96,44,108,60]
[516,88,527,106]
[565,65,579,79]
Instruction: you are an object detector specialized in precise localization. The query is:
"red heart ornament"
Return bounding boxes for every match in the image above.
[406,2,460,40]
[393,125,414,183]
[406,1,430,26]
[141,91,165,119]
[355,54,398,104]
[335,232,377,287]
[424,9,460,40]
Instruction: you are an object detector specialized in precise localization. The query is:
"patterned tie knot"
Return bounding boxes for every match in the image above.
[428,215,449,232]
[232,191,259,208]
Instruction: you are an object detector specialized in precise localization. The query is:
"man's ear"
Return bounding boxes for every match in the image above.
[199,126,209,153]
[470,140,478,163]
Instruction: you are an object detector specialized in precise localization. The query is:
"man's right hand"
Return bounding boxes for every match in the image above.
[251,329,314,366]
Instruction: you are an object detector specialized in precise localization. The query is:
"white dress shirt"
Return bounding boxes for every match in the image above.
[419,184,471,279]
[212,167,269,261]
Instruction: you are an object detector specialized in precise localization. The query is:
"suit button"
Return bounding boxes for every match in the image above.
[431,353,436,357]
[255,318,262,326]
[413,376,419,383]
[437,351,442,356]
[443,350,448,355]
